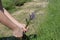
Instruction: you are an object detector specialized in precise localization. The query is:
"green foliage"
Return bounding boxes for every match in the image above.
[2,0,31,10]
[2,0,15,10]
[14,0,26,6]
[14,0,31,6]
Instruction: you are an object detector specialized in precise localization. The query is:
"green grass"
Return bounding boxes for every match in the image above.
[36,0,60,40]
[2,0,32,13]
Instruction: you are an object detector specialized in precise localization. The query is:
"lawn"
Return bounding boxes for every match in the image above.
[0,0,60,40]
[37,0,60,40]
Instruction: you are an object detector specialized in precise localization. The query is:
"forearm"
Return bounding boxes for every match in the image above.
[0,8,21,30]
[0,0,21,30]
[0,0,27,37]
[3,8,22,28]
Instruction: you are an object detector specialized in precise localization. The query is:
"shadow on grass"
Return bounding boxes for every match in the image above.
[0,34,37,40]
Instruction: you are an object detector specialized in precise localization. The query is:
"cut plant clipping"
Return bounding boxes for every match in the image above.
[25,12,35,28]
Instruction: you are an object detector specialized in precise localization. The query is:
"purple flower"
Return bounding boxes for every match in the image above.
[29,12,35,20]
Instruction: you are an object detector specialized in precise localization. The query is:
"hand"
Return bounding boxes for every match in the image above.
[13,23,28,38]
[19,24,28,32]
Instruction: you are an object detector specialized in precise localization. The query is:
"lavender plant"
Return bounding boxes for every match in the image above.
[25,12,35,28]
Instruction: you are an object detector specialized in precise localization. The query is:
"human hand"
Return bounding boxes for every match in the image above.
[13,23,28,38]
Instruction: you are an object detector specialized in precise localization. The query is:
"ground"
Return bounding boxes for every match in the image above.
[2,0,60,40]
[0,0,48,37]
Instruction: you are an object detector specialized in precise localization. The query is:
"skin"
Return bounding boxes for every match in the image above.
[0,0,28,37]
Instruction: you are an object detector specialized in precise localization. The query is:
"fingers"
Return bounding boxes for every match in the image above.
[20,23,29,32]
[23,27,29,33]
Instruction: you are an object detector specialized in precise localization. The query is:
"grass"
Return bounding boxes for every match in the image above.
[37,0,60,40]
[2,0,32,13]
[0,0,60,40]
